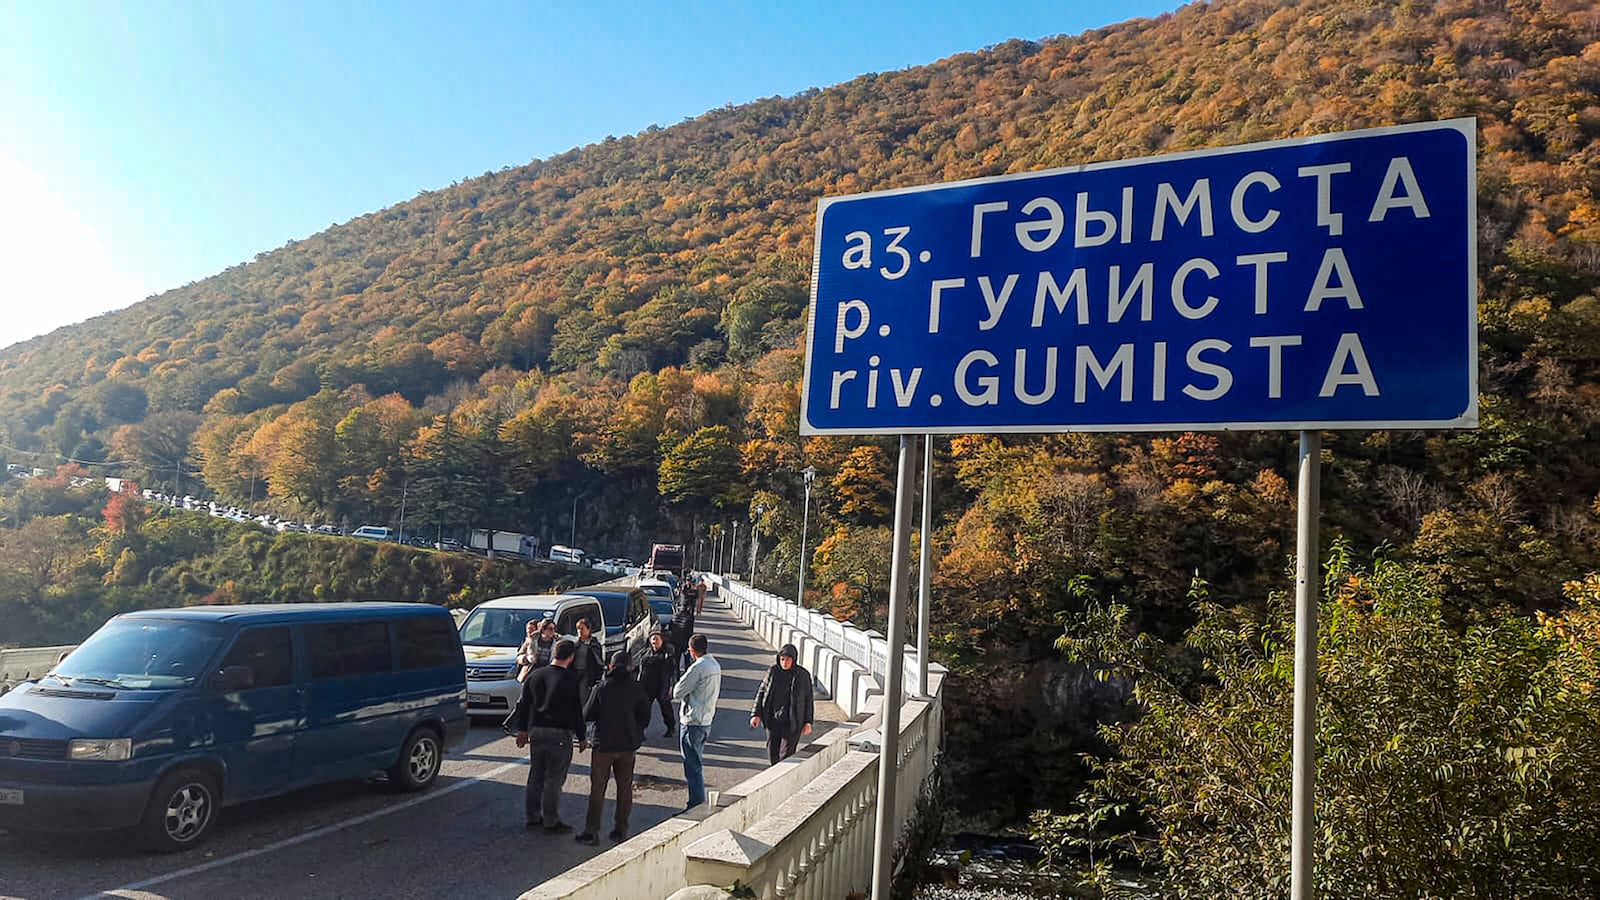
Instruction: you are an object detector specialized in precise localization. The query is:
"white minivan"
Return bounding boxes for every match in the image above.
[456,594,603,720]
[351,525,395,541]
[547,545,587,566]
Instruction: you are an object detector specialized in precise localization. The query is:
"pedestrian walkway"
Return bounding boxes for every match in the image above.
[477,596,850,894]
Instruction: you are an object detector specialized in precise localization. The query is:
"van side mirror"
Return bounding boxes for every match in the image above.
[213,665,255,692]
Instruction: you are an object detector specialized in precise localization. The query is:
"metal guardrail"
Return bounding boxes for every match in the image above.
[0,646,75,694]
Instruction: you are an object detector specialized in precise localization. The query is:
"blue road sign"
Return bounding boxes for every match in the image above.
[800,119,1476,435]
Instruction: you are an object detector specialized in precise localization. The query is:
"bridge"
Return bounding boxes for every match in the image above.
[0,578,944,900]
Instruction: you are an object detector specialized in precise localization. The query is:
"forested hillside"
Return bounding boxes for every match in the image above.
[5,0,1600,888]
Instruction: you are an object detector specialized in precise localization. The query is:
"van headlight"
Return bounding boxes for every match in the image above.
[68,738,132,761]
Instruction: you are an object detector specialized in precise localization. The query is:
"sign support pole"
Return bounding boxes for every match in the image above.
[916,436,933,697]
[871,434,917,900]
[1291,430,1321,899]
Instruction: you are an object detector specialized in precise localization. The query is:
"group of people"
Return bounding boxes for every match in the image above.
[503,575,815,846]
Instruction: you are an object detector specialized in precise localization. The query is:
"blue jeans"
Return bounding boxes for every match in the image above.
[680,724,709,808]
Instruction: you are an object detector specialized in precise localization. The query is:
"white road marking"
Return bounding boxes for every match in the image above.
[80,759,526,900]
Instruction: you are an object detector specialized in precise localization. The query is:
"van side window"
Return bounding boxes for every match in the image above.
[309,622,392,678]
[629,593,647,627]
[396,617,459,670]
[219,627,294,688]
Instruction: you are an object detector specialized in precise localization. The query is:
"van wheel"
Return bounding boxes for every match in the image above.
[389,727,442,793]
[139,768,220,852]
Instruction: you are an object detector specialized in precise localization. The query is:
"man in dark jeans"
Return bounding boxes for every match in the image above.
[750,643,815,765]
[637,628,677,738]
[508,639,588,833]
[577,651,651,845]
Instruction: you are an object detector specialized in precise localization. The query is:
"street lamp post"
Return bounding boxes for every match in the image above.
[730,521,740,576]
[570,491,585,549]
[397,475,408,544]
[797,465,817,606]
[750,504,766,585]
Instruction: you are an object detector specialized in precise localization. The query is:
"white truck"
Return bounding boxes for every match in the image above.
[469,529,540,560]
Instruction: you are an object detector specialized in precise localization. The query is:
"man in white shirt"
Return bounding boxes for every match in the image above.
[671,633,722,809]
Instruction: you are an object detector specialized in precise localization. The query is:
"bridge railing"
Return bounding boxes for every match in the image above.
[694,578,944,898]
[525,576,944,900]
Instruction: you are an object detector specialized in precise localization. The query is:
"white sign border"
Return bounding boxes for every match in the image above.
[799,117,1478,436]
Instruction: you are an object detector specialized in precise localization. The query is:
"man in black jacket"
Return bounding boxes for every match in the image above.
[572,616,605,701]
[508,639,588,833]
[750,643,815,765]
[637,628,677,738]
[669,595,696,674]
[576,651,651,845]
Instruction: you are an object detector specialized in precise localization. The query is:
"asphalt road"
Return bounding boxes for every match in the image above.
[0,602,844,900]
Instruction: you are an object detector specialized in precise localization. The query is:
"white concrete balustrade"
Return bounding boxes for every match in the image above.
[526,576,945,900]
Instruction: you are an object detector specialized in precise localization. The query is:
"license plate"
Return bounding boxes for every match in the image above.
[467,693,491,704]
[0,789,21,806]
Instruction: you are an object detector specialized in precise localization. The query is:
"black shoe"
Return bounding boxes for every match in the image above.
[607,829,626,842]
[544,822,573,835]
[575,832,599,845]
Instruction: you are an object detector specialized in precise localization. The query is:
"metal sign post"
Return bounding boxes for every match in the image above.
[798,119,1476,900]
[916,437,933,697]
[871,435,918,900]
[1292,431,1321,898]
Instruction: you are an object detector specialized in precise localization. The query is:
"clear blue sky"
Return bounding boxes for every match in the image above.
[0,0,1178,350]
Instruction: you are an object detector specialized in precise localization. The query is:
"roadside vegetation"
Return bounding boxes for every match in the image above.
[0,470,592,647]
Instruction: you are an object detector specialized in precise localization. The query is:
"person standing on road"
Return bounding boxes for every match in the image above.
[572,617,605,698]
[637,628,677,738]
[576,651,651,845]
[509,639,588,833]
[516,616,558,682]
[668,595,696,675]
[751,643,815,764]
[671,633,722,810]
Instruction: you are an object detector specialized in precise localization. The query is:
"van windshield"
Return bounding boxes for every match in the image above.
[459,607,550,647]
[54,618,227,689]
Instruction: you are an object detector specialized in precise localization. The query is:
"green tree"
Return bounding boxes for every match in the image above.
[659,426,744,509]
[1050,548,1600,899]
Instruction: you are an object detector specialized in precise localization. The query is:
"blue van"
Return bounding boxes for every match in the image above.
[0,603,466,851]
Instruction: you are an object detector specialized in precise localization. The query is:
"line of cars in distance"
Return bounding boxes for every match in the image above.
[140,489,346,536]
[0,579,673,852]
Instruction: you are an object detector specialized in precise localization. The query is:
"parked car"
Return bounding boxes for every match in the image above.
[435,538,464,552]
[559,587,657,661]
[456,594,603,720]
[350,525,395,541]
[637,577,676,604]
[0,603,466,851]
[647,596,675,629]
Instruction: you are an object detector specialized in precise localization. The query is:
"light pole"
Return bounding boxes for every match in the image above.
[397,474,408,543]
[797,465,817,606]
[570,491,586,549]
[750,504,766,585]
[730,521,740,576]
